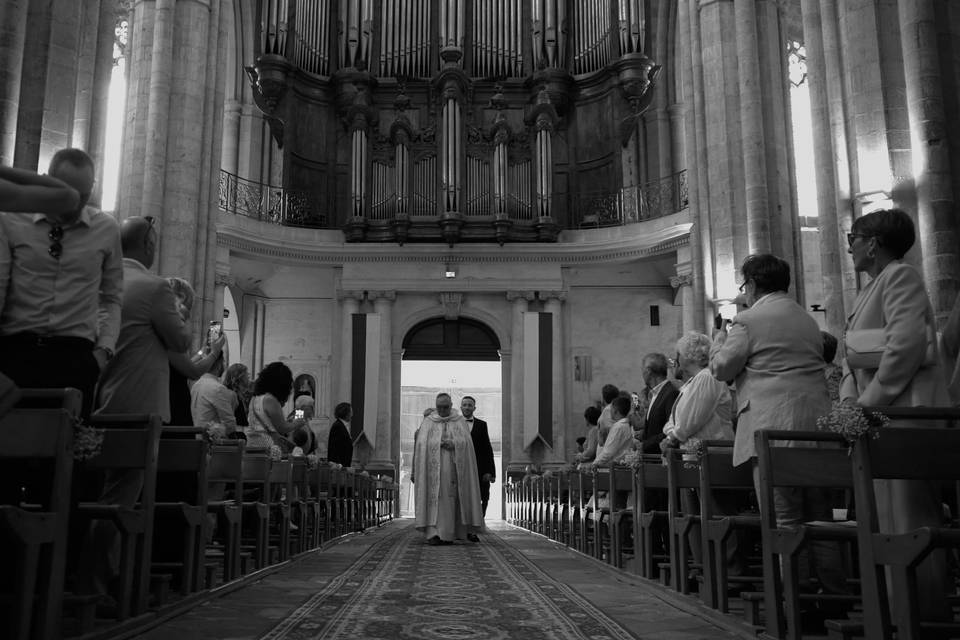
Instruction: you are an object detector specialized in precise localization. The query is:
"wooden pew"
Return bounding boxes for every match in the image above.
[308,463,333,543]
[238,448,272,570]
[574,469,595,555]
[288,457,314,554]
[851,423,960,640]
[76,413,162,619]
[0,408,74,640]
[664,447,703,595]
[152,429,208,596]
[698,440,761,613]
[608,465,635,569]
[634,454,670,581]
[206,441,245,583]
[756,430,859,640]
[267,459,292,562]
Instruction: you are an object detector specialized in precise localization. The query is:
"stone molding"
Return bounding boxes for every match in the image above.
[669,274,693,289]
[506,291,536,302]
[337,289,366,302]
[539,290,567,302]
[439,292,463,319]
[368,290,397,302]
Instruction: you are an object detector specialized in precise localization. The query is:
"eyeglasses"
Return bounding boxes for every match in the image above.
[738,280,749,293]
[48,224,64,259]
[847,233,871,247]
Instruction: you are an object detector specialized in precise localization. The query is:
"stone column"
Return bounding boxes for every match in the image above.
[221,99,242,175]
[506,291,533,466]
[0,0,28,165]
[338,291,364,404]
[734,0,770,254]
[542,292,565,460]
[139,0,175,221]
[671,273,695,334]
[898,0,959,321]
[801,0,846,335]
[668,103,685,176]
[371,291,396,466]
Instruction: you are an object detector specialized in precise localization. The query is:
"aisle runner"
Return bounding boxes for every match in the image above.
[261,524,637,640]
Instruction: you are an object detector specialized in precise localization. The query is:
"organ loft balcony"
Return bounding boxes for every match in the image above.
[237,0,673,245]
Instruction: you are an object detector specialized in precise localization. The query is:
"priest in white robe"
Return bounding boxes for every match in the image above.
[412,393,484,544]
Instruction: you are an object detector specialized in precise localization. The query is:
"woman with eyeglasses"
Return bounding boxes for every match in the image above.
[841,208,952,621]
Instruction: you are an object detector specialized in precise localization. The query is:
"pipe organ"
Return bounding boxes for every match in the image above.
[248,0,660,244]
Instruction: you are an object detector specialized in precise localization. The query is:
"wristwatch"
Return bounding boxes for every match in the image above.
[94,346,114,362]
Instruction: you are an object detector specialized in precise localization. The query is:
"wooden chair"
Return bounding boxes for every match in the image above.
[698,440,761,612]
[238,448,272,570]
[664,447,703,594]
[288,457,315,554]
[574,470,595,555]
[851,424,960,640]
[634,454,670,580]
[608,465,635,569]
[756,430,859,640]
[152,429,208,596]
[76,413,162,619]
[267,459,292,562]
[0,408,74,640]
[206,441,245,582]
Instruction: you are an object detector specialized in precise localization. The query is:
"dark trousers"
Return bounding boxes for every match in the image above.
[0,334,100,419]
[479,478,490,516]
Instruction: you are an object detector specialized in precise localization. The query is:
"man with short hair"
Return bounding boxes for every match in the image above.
[596,383,620,443]
[328,402,354,467]
[190,354,237,434]
[0,148,123,418]
[582,395,634,469]
[460,396,495,529]
[639,353,680,453]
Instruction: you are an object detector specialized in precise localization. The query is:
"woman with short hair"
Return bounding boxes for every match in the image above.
[841,208,952,621]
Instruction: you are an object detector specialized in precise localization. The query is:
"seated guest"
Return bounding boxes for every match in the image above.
[222,363,251,427]
[661,332,741,573]
[165,277,225,425]
[246,362,304,451]
[575,406,601,463]
[640,353,680,453]
[190,352,237,435]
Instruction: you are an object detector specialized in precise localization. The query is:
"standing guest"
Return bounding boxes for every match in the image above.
[190,353,237,435]
[290,395,319,456]
[461,396,496,526]
[412,393,484,545]
[581,395,633,470]
[0,148,123,419]
[575,406,602,463]
[246,361,303,451]
[0,164,79,213]
[165,276,225,426]
[639,353,680,453]
[821,331,842,403]
[88,215,192,602]
[328,402,354,467]
[841,209,952,621]
[710,253,844,598]
[222,363,252,427]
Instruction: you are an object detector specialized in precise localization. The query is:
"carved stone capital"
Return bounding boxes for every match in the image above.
[337,289,366,302]
[669,274,693,289]
[506,290,536,303]
[369,290,397,302]
[214,273,232,287]
[539,290,567,303]
[439,292,463,320]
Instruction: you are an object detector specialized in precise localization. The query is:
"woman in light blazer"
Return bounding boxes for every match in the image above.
[840,208,951,622]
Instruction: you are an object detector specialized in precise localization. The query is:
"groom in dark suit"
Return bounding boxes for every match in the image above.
[639,353,680,454]
[461,396,495,537]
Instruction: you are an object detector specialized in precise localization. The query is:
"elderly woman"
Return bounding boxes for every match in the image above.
[841,209,951,621]
[222,363,251,428]
[661,332,741,572]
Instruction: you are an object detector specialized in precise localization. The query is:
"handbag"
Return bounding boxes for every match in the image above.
[844,325,938,370]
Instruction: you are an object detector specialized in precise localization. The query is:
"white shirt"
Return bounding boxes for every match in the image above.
[646,380,670,419]
[464,416,475,433]
[593,418,633,467]
[663,367,734,448]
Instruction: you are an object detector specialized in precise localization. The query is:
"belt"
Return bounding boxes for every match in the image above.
[0,332,94,350]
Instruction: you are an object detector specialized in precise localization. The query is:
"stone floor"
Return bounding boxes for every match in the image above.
[134,520,753,640]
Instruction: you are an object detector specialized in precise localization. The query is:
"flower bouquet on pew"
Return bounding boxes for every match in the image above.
[816,401,890,448]
[269,444,283,461]
[73,417,104,461]
[201,421,227,445]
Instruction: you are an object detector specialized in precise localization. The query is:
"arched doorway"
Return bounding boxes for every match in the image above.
[398,317,503,519]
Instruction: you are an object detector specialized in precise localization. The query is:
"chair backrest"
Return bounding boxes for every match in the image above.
[156,438,209,504]
[86,414,161,470]
[0,408,74,511]
[269,460,293,503]
[208,441,245,498]
[241,449,273,500]
[16,388,82,417]
[699,440,754,490]
[664,448,700,519]
[311,462,332,495]
[755,430,851,489]
[855,426,960,482]
[635,455,669,513]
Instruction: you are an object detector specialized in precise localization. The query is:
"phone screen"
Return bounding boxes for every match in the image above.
[207,321,222,345]
[294,409,305,420]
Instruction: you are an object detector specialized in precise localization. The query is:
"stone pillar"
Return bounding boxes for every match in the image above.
[371,291,396,465]
[221,99,242,175]
[0,0,28,165]
[898,0,960,321]
[139,0,175,222]
[542,291,565,460]
[506,291,533,466]
[671,273,695,334]
[668,103,685,176]
[338,291,364,404]
[801,0,846,335]
[734,0,770,254]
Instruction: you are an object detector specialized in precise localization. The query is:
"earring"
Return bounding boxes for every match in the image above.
[867,250,876,259]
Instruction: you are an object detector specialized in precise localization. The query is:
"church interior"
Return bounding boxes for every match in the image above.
[2,0,960,638]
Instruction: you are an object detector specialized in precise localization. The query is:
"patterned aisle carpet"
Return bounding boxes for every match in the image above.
[261,523,638,640]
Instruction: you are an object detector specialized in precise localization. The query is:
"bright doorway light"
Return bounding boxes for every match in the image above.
[101,21,128,213]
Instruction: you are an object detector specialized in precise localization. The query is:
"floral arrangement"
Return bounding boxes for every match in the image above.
[305,453,320,470]
[202,422,227,445]
[619,449,641,467]
[73,418,104,461]
[269,444,283,461]
[542,469,554,480]
[816,402,890,444]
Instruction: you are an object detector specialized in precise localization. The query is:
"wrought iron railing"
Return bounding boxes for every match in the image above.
[574,170,689,228]
[218,170,330,228]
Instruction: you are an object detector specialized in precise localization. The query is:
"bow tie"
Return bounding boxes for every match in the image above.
[465,419,474,422]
